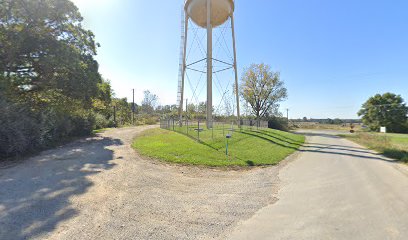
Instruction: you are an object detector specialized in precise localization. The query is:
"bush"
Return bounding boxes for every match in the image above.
[267,117,289,131]
[0,97,104,159]
[38,108,71,146]
[144,116,159,125]
[37,107,95,145]
[0,99,40,157]
[69,110,95,136]
[93,112,112,130]
[403,121,408,134]
[135,114,158,126]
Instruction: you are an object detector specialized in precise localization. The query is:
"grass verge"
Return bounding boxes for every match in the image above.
[340,132,408,163]
[132,127,305,167]
[92,128,110,134]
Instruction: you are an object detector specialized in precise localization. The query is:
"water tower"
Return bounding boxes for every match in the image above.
[177,0,240,128]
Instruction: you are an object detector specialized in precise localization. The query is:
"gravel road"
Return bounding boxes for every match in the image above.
[228,130,408,240]
[0,126,285,240]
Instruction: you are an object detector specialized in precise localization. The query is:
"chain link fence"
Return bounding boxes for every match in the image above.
[160,117,269,142]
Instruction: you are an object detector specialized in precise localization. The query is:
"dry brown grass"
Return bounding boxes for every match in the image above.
[341,132,408,162]
[292,122,362,131]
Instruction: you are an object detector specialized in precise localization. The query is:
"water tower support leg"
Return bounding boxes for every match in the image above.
[231,14,240,127]
[179,14,189,126]
[206,0,213,129]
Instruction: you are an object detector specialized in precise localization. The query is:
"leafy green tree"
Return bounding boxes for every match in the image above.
[197,102,207,115]
[92,78,113,117]
[358,93,408,133]
[141,90,158,114]
[112,98,132,126]
[156,105,178,116]
[0,0,108,157]
[186,103,197,115]
[0,0,101,107]
[239,63,287,119]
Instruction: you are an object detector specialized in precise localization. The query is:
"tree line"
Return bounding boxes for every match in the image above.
[0,0,107,158]
[0,1,161,158]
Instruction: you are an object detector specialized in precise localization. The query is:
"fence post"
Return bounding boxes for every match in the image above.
[198,120,200,141]
[212,121,214,139]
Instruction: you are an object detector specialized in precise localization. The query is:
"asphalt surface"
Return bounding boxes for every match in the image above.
[228,130,408,240]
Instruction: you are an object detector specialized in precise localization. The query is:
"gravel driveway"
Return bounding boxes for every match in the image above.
[0,126,285,240]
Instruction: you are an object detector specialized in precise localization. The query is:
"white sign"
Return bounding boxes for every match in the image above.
[380,127,387,133]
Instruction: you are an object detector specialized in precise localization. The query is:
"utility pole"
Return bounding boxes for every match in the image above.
[132,89,135,125]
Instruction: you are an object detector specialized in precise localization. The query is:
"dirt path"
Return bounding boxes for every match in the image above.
[0,126,284,240]
[228,130,408,240]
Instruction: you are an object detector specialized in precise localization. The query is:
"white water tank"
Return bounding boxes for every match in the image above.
[185,0,234,28]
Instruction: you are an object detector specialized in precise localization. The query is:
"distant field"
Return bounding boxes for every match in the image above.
[292,122,362,131]
[132,127,305,167]
[341,132,408,163]
[385,133,408,145]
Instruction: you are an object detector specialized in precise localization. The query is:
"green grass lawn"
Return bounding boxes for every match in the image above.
[132,127,305,167]
[341,132,408,163]
[385,133,408,145]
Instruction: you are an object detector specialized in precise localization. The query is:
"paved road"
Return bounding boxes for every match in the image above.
[228,130,408,240]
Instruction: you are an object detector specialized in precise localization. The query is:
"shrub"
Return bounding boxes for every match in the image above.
[69,110,95,137]
[38,108,71,147]
[268,117,289,131]
[144,116,159,125]
[0,99,40,157]
[403,121,408,133]
[94,112,110,130]
[38,107,95,144]
[0,97,103,158]
[135,114,159,126]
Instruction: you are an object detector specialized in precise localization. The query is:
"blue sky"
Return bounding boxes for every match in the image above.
[72,0,408,119]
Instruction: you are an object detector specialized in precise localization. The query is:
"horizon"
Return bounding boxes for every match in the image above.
[72,0,408,119]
